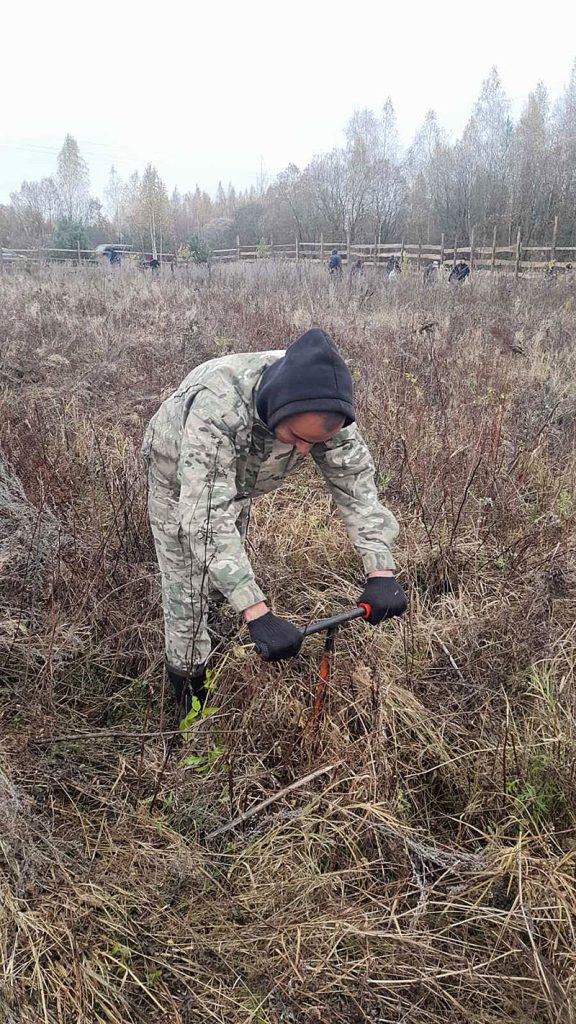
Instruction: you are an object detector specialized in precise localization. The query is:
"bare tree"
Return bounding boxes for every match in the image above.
[511,84,554,244]
[126,165,170,257]
[9,178,60,244]
[552,61,576,243]
[104,166,126,239]
[56,135,91,222]
[458,68,513,240]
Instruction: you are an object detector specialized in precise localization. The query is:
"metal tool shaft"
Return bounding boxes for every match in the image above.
[303,606,367,637]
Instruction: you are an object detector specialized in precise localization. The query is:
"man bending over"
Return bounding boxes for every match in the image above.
[143,328,407,712]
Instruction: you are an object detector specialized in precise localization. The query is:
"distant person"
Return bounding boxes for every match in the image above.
[328,249,342,274]
[545,260,557,281]
[144,256,161,271]
[424,261,439,286]
[351,258,364,275]
[449,260,470,284]
[387,255,401,279]
[98,245,122,266]
[95,243,129,266]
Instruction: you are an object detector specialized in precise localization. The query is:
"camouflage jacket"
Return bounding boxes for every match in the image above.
[143,351,399,612]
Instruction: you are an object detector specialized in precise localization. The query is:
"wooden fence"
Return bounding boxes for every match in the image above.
[2,220,575,276]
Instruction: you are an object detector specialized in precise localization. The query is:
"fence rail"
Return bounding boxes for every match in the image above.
[2,222,575,277]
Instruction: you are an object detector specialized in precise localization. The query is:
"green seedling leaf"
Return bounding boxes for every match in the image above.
[179,697,202,732]
[110,942,132,963]
[180,754,206,767]
[179,745,224,773]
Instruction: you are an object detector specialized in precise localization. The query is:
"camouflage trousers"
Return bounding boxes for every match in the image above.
[146,458,250,673]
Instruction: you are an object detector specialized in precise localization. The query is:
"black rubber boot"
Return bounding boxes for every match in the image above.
[190,668,208,707]
[166,665,207,718]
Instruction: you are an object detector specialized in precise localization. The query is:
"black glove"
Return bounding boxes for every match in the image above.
[357,576,408,625]
[248,612,303,662]
[166,664,207,716]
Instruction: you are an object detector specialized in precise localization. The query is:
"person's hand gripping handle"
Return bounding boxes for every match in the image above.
[356,576,408,625]
[247,611,303,661]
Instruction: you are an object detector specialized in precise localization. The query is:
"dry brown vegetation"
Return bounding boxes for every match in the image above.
[1,262,575,1024]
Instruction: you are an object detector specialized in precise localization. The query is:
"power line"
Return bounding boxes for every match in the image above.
[0,138,177,164]
[0,142,61,156]
[0,141,134,166]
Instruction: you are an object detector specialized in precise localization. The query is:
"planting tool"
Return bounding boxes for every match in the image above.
[251,603,371,721]
[303,605,370,637]
[303,603,371,724]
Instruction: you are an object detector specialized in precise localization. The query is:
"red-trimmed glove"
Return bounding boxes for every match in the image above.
[357,577,408,625]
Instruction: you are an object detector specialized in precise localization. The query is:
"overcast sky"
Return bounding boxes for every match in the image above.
[1,0,575,205]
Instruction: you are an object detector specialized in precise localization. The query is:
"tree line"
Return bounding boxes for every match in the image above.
[2,64,576,257]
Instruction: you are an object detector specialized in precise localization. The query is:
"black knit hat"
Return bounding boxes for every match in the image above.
[256,328,355,430]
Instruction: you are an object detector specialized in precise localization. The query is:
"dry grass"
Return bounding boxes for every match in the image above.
[1,261,575,1023]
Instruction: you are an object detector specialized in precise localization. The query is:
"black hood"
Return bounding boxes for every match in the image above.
[256,329,355,430]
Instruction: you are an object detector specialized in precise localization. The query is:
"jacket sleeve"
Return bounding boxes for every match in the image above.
[312,424,399,573]
[177,389,265,612]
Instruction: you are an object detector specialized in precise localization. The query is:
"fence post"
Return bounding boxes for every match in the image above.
[400,238,405,270]
[346,229,351,265]
[295,236,300,261]
[453,236,458,267]
[514,227,522,280]
[440,232,445,266]
[320,233,324,263]
[417,239,422,270]
[469,226,475,272]
[491,225,497,273]
[77,240,82,266]
[236,234,240,261]
[269,235,274,259]
[551,215,558,264]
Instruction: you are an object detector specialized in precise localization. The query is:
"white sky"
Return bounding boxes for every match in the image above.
[1,0,575,205]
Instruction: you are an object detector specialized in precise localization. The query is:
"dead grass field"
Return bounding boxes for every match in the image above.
[1,261,575,1024]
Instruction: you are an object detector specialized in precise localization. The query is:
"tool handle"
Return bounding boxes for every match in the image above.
[303,604,370,637]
